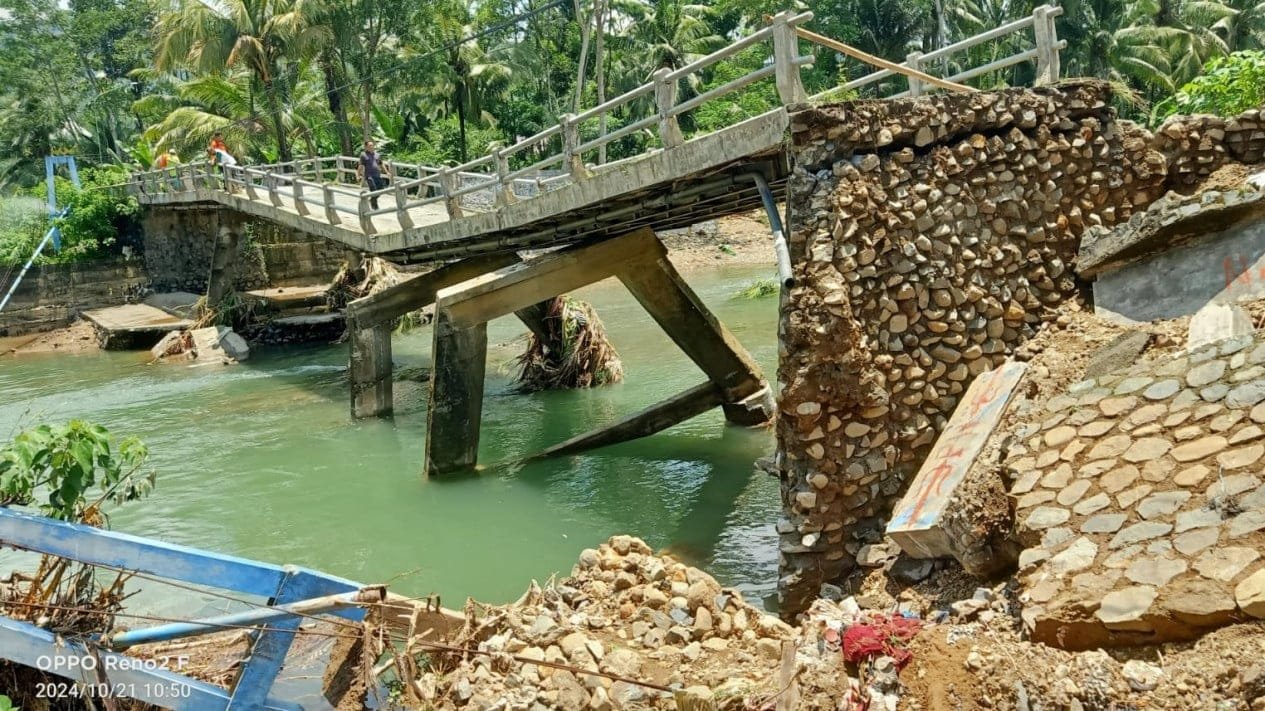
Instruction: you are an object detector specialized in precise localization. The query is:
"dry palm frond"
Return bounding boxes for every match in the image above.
[515,296,623,391]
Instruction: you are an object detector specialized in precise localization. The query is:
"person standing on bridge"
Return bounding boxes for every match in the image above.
[357,140,392,210]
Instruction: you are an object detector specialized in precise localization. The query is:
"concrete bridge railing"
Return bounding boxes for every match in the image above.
[127,7,1064,253]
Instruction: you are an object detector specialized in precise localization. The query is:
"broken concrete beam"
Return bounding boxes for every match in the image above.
[886,360,1027,559]
[1187,302,1255,353]
[537,382,724,458]
[1083,331,1152,379]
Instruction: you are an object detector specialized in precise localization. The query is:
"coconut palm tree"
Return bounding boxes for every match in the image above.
[1191,0,1265,50]
[613,0,724,79]
[409,0,513,162]
[154,0,329,162]
[1060,0,1179,93]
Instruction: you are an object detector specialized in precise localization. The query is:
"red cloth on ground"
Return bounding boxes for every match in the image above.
[841,615,922,669]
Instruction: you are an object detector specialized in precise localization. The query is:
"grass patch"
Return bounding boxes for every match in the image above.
[733,277,779,299]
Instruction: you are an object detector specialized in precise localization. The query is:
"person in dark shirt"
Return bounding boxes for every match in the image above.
[356,140,391,209]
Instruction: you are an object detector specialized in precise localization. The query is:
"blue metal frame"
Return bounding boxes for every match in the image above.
[0,508,363,710]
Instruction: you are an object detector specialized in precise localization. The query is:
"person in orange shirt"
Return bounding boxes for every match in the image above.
[208,132,227,164]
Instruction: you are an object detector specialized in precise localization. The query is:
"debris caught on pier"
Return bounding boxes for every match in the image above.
[516,296,624,391]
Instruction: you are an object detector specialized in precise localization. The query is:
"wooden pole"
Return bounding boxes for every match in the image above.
[794,26,976,94]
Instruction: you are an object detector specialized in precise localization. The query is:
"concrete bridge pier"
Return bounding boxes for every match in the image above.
[345,252,532,418]
[424,227,774,477]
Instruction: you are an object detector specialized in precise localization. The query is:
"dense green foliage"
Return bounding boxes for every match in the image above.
[1,0,1262,197]
[0,420,154,522]
[0,167,140,266]
[1153,50,1265,121]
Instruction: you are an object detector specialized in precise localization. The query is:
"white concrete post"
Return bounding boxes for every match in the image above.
[906,51,924,96]
[561,113,588,179]
[358,194,376,234]
[494,148,517,207]
[323,185,340,224]
[654,68,685,149]
[439,169,463,219]
[243,172,259,200]
[1033,5,1061,85]
[771,12,807,105]
[266,174,282,207]
[395,181,414,229]
[292,179,309,216]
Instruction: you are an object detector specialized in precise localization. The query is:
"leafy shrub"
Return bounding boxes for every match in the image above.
[0,420,154,523]
[2,164,142,266]
[1153,51,1265,125]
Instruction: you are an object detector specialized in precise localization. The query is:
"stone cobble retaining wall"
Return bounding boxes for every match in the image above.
[773,80,1175,613]
[0,259,149,336]
[1010,333,1265,649]
[142,205,343,293]
[1150,108,1265,192]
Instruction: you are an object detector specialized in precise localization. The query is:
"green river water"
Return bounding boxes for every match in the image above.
[0,264,782,616]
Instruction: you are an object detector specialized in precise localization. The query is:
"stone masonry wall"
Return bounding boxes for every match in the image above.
[773,81,1178,614]
[0,259,149,336]
[1010,333,1265,649]
[141,206,344,293]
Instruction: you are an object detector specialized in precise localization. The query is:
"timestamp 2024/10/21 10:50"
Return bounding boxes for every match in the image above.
[35,681,194,700]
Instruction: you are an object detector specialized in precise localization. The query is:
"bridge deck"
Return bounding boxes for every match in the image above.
[135,111,790,263]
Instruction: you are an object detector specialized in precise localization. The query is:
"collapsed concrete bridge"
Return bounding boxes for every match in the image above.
[127,9,1065,476]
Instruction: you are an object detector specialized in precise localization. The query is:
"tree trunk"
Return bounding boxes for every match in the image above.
[456,86,469,162]
[572,0,593,113]
[263,74,292,162]
[595,0,607,164]
[322,53,354,156]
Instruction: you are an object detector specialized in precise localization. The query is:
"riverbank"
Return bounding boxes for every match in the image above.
[1,213,778,358]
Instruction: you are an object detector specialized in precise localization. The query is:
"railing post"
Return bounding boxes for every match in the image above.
[323,185,340,224]
[243,171,259,201]
[561,113,589,180]
[494,148,517,207]
[906,51,924,96]
[1033,5,1061,85]
[771,11,807,105]
[439,168,463,219]
[184,165,197,193]
[292,179,309,216]
[266,174,282,207]
[394,181,414,229]
[358,195,377,235]
[654,68,685,150]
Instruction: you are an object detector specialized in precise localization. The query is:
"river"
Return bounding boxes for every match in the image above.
[0,264,781,615]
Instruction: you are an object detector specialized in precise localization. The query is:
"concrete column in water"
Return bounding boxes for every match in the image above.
[349,324,393,418]
[424,311,488,474]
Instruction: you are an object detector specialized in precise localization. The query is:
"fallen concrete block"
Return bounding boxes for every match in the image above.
[1187,302,1254,353]
[886,360,1027,560]
[190,325,251,363]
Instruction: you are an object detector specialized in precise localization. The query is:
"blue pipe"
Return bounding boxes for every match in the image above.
[0,208,67,314]
[106,587,382,650]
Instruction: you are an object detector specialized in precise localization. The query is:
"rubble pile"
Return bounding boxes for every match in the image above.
[401,536,863,710]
